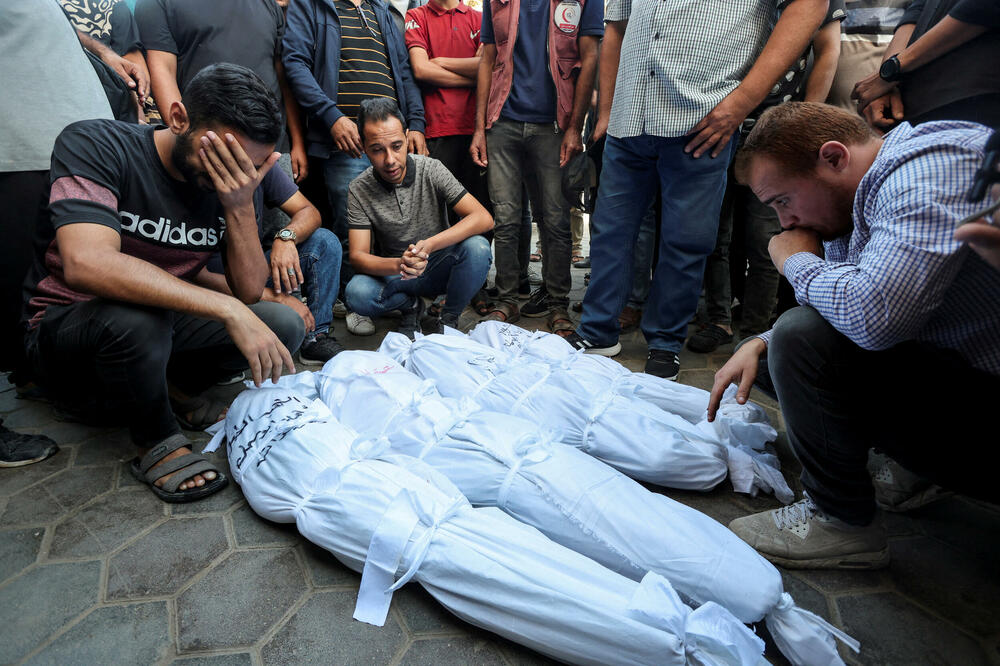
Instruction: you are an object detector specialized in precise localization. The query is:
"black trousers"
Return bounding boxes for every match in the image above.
[25,299,304,448]
[427,134,493,224]
[757,306,1000,525]
[0,170,48,373]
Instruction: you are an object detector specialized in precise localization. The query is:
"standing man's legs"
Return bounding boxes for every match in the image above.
[643,135,736,356]
[576,135,660,350]
[485,120,527,320]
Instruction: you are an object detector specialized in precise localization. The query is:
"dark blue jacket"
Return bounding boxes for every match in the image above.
[282,0,426,157]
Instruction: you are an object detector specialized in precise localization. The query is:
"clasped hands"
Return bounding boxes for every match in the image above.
[399,240,431,280]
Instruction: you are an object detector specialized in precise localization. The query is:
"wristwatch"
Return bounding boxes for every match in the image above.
[274,228,297,242]
[879,54,903,83]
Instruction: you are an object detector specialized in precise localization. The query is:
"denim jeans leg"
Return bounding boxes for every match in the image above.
[578,135,660,346]
[642,135,736,352]
[322,151,371,271]
[296,228,342,338]
[438,236,492,317]
[344,274,413,318]
[702,179,735,326]
[740,191,782,337]
[486,121,527,305]
[525,123,571,305]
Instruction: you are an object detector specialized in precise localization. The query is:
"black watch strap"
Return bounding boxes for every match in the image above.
[879,54,902,83]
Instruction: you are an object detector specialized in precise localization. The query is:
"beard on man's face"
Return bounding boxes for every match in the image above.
[170,130,214,192]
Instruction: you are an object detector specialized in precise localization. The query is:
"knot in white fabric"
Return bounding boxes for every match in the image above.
[354,490,466,626]
[580,388,617,449]
[496,431,558,509]
[766,592,860,666]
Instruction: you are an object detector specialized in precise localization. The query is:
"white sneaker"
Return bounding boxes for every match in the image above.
[346,311,375,336]
[728,497,889,570]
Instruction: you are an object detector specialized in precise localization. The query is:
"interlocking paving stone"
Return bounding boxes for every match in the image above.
[107,516,229,600]
[172,654,254,666]
[665,486,748,526]
[838,591,988,665]
[74,429,136,466]
[779,571,830,621]
[0,401,56,429]
[889,536,1000,637]
[0,560,100,663]
[0,484,65,526]
[48,488,164,559]
[401,636,507,665]
[299,540,359,587]
[0,527,44,583]
[791,567,890,594]
[231,503,299,547]
[37,420,113,446]
[261,589,407,665]
[676,369,715,392]
[0,452,69,497]
[177,548,306,651]
[394,584,467,635]
[45,463,116,507]
[25,601,170,665]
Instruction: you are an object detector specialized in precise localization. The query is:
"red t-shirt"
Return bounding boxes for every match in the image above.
[404,2,481,139]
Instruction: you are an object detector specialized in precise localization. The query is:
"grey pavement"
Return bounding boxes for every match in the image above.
[2,260,999,665]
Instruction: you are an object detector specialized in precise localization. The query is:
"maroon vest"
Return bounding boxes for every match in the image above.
[486,0,585,131]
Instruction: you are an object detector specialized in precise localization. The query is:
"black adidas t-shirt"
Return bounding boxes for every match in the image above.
[26,119,235,326]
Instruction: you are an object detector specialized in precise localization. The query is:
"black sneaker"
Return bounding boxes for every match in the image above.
[562,331,622,357]
[645,350,680,380]
[687,323,734,353]
[518,277,532,297]
[521,287,551,318]
[399,297,425,340]
[0,420,59,468]
[299,332,346,365]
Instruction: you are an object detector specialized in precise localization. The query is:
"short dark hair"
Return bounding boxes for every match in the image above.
[183,63,282,145]
[357,97,407,143]
[734,102,876,183]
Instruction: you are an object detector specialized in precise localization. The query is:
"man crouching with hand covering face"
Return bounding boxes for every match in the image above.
[22,63,305,503]
[708,102,1000,570]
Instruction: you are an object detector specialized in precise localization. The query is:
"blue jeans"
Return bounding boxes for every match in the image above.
[578,133,736,352]
[283,228,341,339]
[344,236,492,319]
[322,152,371,290]
[627,202,657,309]
[206,229,342,340]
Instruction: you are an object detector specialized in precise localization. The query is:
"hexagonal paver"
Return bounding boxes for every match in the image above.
[25,601,170,665]
[393,584,467,635]
[1,465,117,527]
[299,540,358,587]
[0,485,65,526]
[838,591,988,665]
[916,497,1000,553]
[261,589,407,665]
[172,654,254,666]
[73,429,136,466]
[0,452,69,497]
[0,527,44,583]
[889,536,1000,637]
[34,420,112,447]
[0,401,57,429]
[177,548,307,651]
[107,516,229,600]
[0,560,100,663]
[778,571,830,621]
[231,503,299,547]
[789,567,889,595]
[401,637,507,665]
[48,488,164,559]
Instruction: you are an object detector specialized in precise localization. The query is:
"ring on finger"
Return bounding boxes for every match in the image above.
[287,268,296,276]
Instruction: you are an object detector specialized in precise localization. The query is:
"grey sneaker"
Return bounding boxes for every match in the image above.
[728,497,889,570]
[345,311,375,336]
[333,299,348,319]
[867,450,952,512]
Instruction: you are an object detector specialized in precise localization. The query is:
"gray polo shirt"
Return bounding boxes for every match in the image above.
[347,154,467,259]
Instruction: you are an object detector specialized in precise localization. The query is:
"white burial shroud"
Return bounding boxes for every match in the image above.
[381,323,792,502]
[302,351,859,666]
[205,386,766,666]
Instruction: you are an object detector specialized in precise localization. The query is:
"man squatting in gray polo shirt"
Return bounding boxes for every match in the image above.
[344,98,494,337]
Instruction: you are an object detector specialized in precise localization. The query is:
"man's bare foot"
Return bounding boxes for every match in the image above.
[145,445,218,491]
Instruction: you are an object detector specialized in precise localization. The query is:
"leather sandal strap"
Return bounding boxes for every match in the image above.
[138,434,192,475]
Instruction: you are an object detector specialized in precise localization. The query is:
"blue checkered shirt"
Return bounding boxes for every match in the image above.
[760,121,1000,376]
[604,0,779,139]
